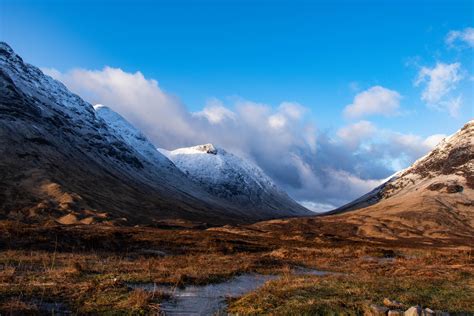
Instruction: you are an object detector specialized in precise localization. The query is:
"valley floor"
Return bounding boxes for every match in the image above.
[0,219,473,315]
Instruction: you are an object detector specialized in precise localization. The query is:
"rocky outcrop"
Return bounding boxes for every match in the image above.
[366,303,450,316]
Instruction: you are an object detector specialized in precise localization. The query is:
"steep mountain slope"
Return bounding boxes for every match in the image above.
[333,121,473,214]
[0,42,219,225]
[247,121,473,246]
[160,144,311,217]
[322,120,474,241]
[94,104,176,170]
[0,42,307,225]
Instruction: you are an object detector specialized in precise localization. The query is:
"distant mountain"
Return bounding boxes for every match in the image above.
[0,42,308,225]
[96,105,310,219]
[327,120,474,241]
[160,144,311,218]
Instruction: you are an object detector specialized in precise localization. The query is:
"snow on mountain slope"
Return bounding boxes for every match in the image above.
[160,144,311,217]
[381,120,473,198]
[251,122,473,245]
[93,103,310,218]
[331,120,474,216]
[93,104,176,170]
[0,42,309,225]
[0,42,243,225]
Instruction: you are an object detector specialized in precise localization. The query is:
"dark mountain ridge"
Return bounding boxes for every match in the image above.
[0,42,310,226]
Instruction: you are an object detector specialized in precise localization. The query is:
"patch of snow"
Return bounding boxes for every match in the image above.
[94,104,174,168]
[161,144,310,215]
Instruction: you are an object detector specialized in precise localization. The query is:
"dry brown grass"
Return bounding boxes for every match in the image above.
[0,220,472,314]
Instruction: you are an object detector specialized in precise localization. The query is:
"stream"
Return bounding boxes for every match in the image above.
[128,268,328,315]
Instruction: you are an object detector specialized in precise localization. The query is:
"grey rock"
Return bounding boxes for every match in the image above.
[404,306,422,316]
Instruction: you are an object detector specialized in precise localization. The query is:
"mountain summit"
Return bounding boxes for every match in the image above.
[160,144,310,218]
[328,120,473,241]
[0,42,309,225]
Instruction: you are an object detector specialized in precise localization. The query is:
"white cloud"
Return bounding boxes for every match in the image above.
[423,134,446,148]
[440,95,462,118]
[43,66,194,148]
[415,62,462,104]
[327,169,386,198]
[414,62,463,117]
[41,67,62,79]
[386,132,447,165]
[268,114,286,129]
[299,201,336,213]
[344,86,401,118]
[337,120,376,149]
[279,101,306,120]
[194,98,236,124]
[446,27,474,48]
[44,66,445,210]
[268,102,306,129]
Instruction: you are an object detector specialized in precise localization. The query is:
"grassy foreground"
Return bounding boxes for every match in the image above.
[0,220,473,315]
[229,261,473,315]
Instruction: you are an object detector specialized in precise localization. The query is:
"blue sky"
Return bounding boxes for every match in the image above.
[1,0,473,210]
[2,0,473,134]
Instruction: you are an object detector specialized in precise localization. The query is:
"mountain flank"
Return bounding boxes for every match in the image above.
[248,121,473,245]
[0,42,309,226]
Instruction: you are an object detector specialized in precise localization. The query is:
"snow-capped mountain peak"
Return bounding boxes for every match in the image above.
[1,41,310,225]
[160,144,311,217]
[160,144,276,190]
[169,143,218,155]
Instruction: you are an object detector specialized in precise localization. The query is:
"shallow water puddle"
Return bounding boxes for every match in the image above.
[130,274,277,315]
[31,299,72,315]
[129,268,328,315]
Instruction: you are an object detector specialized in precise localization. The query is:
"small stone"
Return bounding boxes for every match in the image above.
[367,304,389,316]
[388,310,404,316]
[423,308,435,315]
[404,306,422,316]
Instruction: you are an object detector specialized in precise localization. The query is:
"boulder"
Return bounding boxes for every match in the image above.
[404,306,422,316]
[388,310,404,316]
[425,309,449,316]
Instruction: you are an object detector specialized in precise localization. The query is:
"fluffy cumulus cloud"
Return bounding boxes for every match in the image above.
[414,62,463,117]
[268,102,306,129]
[343,86,401,118]
[415,63,462,103]
[193,98,236,124]
[446,27,474,48]
[42,66,195,148]
[385,132,446,168]
[337,120,376,149]
[44,67,445,212]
